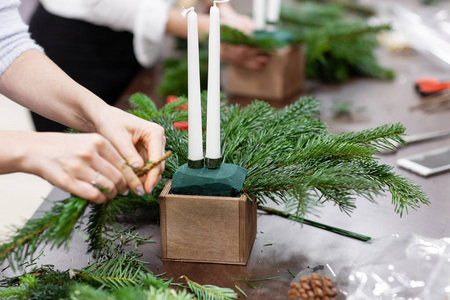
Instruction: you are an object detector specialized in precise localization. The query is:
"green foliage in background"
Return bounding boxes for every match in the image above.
[158,1,394,97]
[280,2,394,82]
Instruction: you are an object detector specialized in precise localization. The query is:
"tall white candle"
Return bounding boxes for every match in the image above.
[184,8,203,163]
[253,0,266,31]
[266,0,281,24]
[205,1,222,162]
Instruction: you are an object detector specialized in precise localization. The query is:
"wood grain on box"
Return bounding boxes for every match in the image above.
[160,180,257,265]
[226,45,305,100]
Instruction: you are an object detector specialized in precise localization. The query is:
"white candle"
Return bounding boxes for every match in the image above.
[266,0,281,24]
[184,8,203,163]
[205,1,222,162]
[253,0,266,31]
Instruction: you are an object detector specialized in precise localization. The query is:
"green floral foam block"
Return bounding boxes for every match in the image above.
[171,163,247,197]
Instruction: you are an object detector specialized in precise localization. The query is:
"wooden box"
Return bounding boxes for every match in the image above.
[225,45,305,101]
[159,180,257,265]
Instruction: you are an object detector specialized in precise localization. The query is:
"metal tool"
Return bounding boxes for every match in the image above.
[381,129,450,154]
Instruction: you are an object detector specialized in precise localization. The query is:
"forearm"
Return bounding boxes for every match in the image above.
[0,50,106,133]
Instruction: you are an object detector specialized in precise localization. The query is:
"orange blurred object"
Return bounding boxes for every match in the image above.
[415,78,450,96]
[166,95,188,110]
[173,121,188,131]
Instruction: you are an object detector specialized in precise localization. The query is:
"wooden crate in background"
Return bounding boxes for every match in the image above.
[225,45,305,101]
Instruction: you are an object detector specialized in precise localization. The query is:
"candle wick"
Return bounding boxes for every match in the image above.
[213,0,229,7]
[181,6,194,17]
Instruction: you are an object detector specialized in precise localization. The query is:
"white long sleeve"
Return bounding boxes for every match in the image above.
[40,0,174,67]
[0,0,44,77]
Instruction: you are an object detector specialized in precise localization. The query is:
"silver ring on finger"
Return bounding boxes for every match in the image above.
[90,171,101,186]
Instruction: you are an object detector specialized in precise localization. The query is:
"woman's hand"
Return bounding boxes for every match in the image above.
[221,43,269,69]
[1,131,132,204]
[218,4,269,70]
[219,3,254,35]
[92,106,166,196]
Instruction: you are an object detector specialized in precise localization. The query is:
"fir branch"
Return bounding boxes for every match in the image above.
[75,255,146,289]
[157,48,209,98]
[0,265,75,299]
[0,273,38,299]
[335,123,407,151]
[70,284,195,300]
[0,197,88,270]
[303,0,377,17]
[128,93,159,120]
[279,2,394,82]
[180,276,238,300]
[153,94,429,217]
[220,25,282,53]
[128,93,188,123]
[0,151,167,267]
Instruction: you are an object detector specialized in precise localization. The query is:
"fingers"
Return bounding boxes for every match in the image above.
[94,131,147,196]
[219,6,255,34]
[221,44,269,69]
[46,170,108,204]
[143,124,166,194]
[104,121,166,196]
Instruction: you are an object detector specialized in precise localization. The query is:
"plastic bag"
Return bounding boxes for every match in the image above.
[289,264,346,299]
[337,234,450,299]
[393,2,450,69]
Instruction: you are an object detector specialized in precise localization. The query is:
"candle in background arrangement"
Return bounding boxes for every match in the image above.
[266,0,281,32]
[205,0,226,169]
[253,0,266,31]
[183,7,204,169]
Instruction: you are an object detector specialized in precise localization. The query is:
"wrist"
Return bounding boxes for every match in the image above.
[72,90,111,133]
[0,131,34,174]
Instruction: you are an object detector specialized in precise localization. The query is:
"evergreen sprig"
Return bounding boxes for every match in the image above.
[220,25,282,53]
[70,284,195,300]
[301,0,377,17]
[131,94,428,218]
[0,197,88,270]
[1,236,230,300]
[0,273,38,299]
[0,93,430,299]
[180,276,238,300]
[280,3,394,82]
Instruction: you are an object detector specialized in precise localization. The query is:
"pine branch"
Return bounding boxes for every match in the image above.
[75,255,146,289]
[0,274,38,299]
[0,197,88,270]
[0,93,431,300]
[0,153,168,267]
[70,284,195,300]
[279,2,394,82]
[220,25,282,53]
[302,0,377,17]
[180,276,238,300]
[149,94,429,218]
[0,265,75,299]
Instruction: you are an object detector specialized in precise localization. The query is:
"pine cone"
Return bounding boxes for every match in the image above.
[287,273,338,300]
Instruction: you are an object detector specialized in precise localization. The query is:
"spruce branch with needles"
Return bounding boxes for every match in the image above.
[0,93,430,300]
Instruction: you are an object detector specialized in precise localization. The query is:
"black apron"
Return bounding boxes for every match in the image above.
[29,3,142,132]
